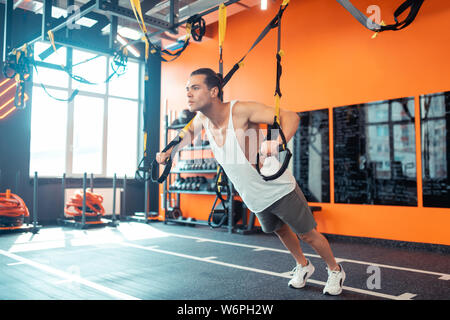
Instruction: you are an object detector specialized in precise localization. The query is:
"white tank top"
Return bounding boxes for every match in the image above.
[204,100,296,213]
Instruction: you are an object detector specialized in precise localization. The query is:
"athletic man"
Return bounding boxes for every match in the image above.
[156,68,346,295]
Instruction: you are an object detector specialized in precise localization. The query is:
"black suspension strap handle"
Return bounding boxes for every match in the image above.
[151,117,196,183]
[255,119,292,181]
[255,1,292,181]
[208,165,232,228]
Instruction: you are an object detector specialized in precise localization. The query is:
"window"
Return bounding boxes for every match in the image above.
[106,98,139,176]
[72,95,105,174]
[30,42,142,178]
[29,86,68,176]
[72,49,107,94]
[108,61,139,99]
[420,91,450,208]
[333,97,417,206]
[33,41,67,66]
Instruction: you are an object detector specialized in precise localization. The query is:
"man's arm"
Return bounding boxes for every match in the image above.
[155,114,203,164]
[241,101,300,144]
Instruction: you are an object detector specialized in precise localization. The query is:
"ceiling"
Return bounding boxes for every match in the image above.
[5,0,262,50]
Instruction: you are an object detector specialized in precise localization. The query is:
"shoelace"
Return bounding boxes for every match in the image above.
[326,268,341,286]
[290,265,301,276]
[290,263,308,276]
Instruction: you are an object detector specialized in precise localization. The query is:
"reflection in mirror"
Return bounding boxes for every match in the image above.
[333,97,417,206]
[294,109,330,203]
[421,91,450,208]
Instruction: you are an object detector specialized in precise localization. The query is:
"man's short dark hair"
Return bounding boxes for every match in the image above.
[190,68,224,101]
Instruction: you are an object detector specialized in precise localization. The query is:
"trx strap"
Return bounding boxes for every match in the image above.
[255,1,292,181]
[129,0,204,63]
[151,116,196,183]
[3,45,32,109]
[208,166,231,228]
[336,0,425,32]
[47,30,128,87]
[218,3,227,75]
[222,0,290,86]
[32,63,79,102]
[213,3,227,186]
[188,15,206,42]
[152,0,291,183]
[136,13,203,181]
[129,0,150,61]
[154,15,205,63]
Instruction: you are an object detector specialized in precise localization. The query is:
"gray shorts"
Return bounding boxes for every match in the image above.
[255,184,317,235]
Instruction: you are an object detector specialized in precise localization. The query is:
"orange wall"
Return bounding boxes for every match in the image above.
[160,0,450,245]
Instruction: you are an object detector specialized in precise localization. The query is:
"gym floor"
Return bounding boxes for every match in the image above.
[0,221,449,301]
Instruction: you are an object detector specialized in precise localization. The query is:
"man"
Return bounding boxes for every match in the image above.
[156,68,346,295]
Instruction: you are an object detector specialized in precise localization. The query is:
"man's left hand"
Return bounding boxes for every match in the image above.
[260,140,280,159]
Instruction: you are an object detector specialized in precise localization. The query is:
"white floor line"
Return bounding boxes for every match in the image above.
[0,249,140,300]
[6,261,26,266]
[165,232,450,280]
[120,241,415,300]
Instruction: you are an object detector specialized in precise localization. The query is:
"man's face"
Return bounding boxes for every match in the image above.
[186,74,215,111]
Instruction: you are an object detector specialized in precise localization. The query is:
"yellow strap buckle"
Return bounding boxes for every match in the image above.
[372,20,386,39]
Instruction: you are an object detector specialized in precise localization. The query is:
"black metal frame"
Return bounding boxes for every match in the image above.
[58,172,120,229]
[3,0,172,60]
[3,0,245,61]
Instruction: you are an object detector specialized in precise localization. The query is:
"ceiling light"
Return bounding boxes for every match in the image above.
[261,0,268,10]
[76,17,97,28]
[118,27,142,41]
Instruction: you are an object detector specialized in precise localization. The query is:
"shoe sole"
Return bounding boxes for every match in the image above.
[288,265,315,289]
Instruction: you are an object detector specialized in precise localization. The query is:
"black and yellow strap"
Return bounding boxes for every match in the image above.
[151,117,196,183]
[129,0,150,61]
[47,30,123,87]
[208,165,231,228]
[130,0,205,63]
[4,45,33,109]
[255,0,292,181]
[222,0,289,86]
[336,0,425,34]
[158,15,207,63]
[13,46,28,109]
[152,0,291,184]
[218,3,227,75]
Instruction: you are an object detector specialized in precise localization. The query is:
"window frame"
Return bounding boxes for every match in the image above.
[30,43,143,178]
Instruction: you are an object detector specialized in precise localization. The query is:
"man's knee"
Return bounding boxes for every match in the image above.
[274,223,289,237]
[298,229,317,243]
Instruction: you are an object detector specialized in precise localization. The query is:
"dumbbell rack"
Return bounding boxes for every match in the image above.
[162,115,253,234]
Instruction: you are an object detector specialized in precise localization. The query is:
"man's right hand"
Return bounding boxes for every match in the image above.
[156,151,171,165]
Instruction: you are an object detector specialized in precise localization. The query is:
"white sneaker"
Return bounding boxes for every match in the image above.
[323,264,345,295]
[288,259,315,288]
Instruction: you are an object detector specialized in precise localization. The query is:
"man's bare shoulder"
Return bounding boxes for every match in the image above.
[193,112,207,127]
[233,100,266,115]
[234,100,265,108]
[196,112,207,121]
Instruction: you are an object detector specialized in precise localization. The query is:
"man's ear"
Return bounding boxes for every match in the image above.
[210,86,219,98]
